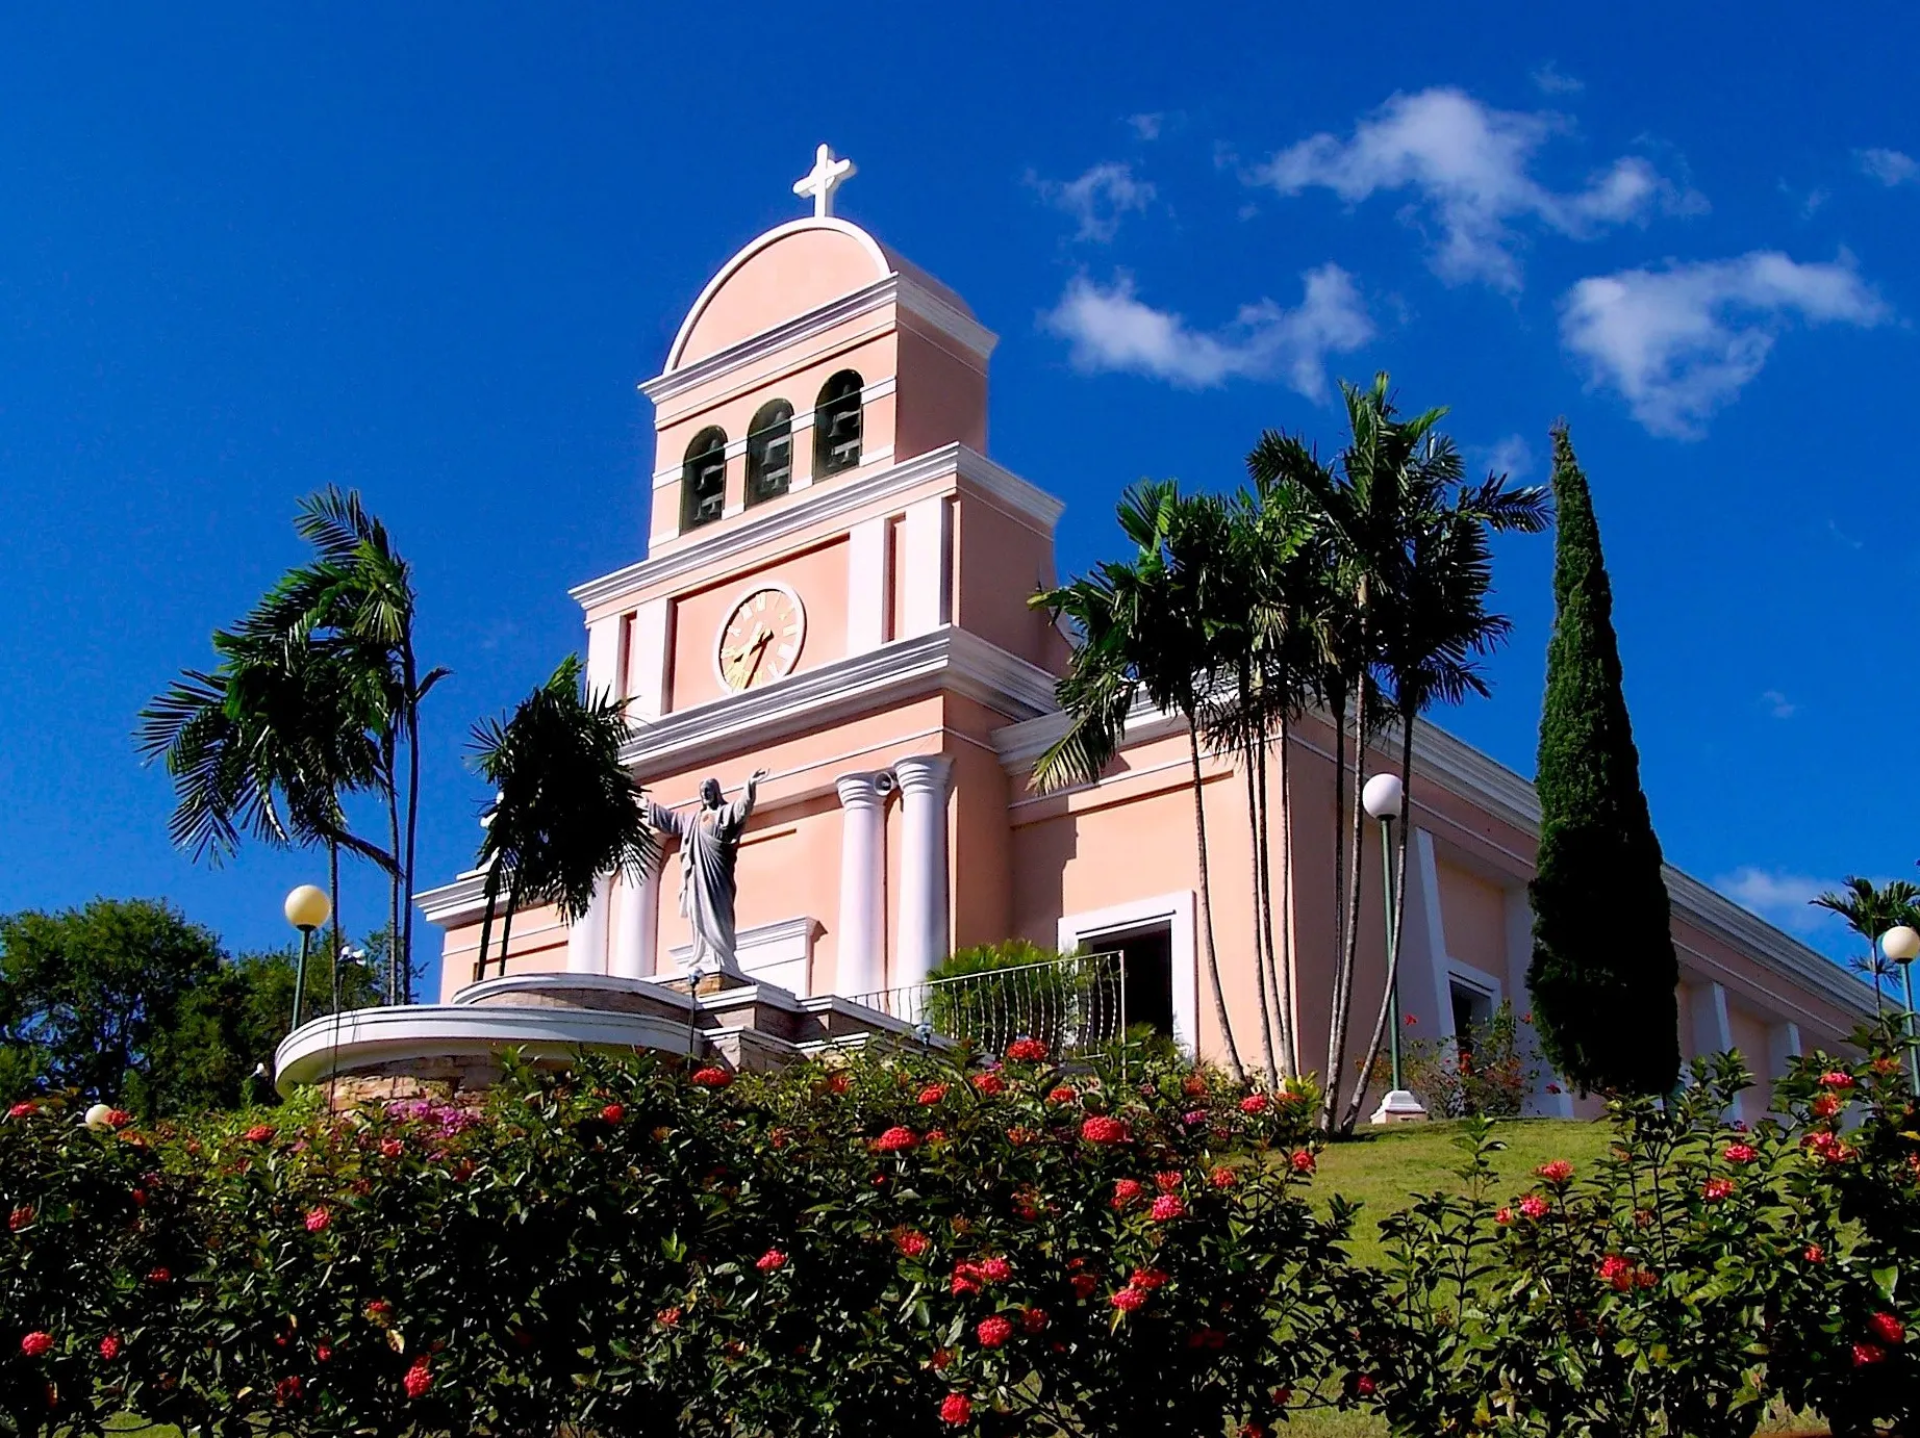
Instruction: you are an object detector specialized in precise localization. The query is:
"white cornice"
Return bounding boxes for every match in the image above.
[995,700,1876,1023]
[415,870,491,926]
[646,273,997,410]
[618,626,1056,780]
[570,444,1064,612]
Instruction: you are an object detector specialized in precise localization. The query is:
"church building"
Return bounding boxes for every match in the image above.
[276,147,1872,1120]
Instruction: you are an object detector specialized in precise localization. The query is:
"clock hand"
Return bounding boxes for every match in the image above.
[740,629,774,684]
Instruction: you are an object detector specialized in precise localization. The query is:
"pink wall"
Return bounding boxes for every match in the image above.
[895,322,987,458]
[667,539,849,711]
[677,227,885,366]
[953,494,1059,668]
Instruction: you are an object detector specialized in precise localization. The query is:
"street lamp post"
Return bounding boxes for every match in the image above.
[1363,773,1426,1124]
[284,884,332,1032]
[1880,923,1920,1089]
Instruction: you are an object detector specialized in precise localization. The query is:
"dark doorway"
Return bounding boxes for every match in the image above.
[1094,925,1174,1037]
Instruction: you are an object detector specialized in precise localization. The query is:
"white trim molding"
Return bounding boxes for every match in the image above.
[665,915,822,997]
[572,444,1064,612]
[1058,891,1199,1057]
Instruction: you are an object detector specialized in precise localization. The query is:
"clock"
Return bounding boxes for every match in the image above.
[715,582,806,692]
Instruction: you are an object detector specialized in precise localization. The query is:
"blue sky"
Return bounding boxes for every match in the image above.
[0,3,1913,993]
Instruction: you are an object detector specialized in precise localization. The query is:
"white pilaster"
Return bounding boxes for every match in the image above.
[626,598,672,720]
[893,754,953,989]
[846,517,890,655]
[611,856,661,980]
[1689,979,1745,1124]
[900,496,953,637]
[567,875,613,975]
[834,772,889,996]
[585,615,622,698]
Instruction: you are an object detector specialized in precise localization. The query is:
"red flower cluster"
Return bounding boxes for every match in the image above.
[656,1306,682,1327]
[19,1331,53,1358]
[1111,1178,1144,1209]
[756,1248,788,1272]
[1536,1160,1574,1185]
[6,1100,36,1120]
[971,1072,1007,1096]
[1494,1207,1513,1226]
[1079,1115,1128,1145]
[1517,1195,1551,1221]
[1853,1342,1886,1367]
[1130,1266,1168,1290]
[1811,1094,1842,1119]
[1046,1085,1077,1104]
[1110,1285,1148,1312]
[379,1137,404,1159]
[8,1205,32,1232]
[1238,1094,1270,1115]
[826,1070,852,1094]
[916,1084,948,1105]
[874,1126,918,1153]
[1805,1129,1856,1164]
[1155,1170,1183,1192]
[1700,1177,1736,1203]
[1722,1142,1758,1164]
[1182,1109,1209,1127]
[951,1256,1010,1294]
[275,1375,304,1405]
[147,1266,172,1284]
[690,1066,732,1088]
[305,1207,331,1233]
[1189,1327,1229,1351]
[975,1315,1013,1348]
[365,1299,394,1323]
[1803,1243,1826,1264]
[1006,1038,1050,1062]
[1289,1150,1316,1175]
[1021,1307,1049,1333]
[1150,1194,1186,1222]
[1182,1072,1209,1096]
[896,1229,931,1257]
[600,1103,625,1124]
[403,1356,433,1398]
[939,1392,972,1424]
[99,1335,122,1361]
[242,1124,275,1144]
[1868,1311,1906,1346]
[1210,1166,1237,1189]
[1819,1070,1856,1090]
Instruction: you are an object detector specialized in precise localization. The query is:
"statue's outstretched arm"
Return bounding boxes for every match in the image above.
[643,798,684,838]
[737,768,770,824]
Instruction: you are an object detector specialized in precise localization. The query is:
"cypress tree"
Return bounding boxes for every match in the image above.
[1527,423,1680,1095]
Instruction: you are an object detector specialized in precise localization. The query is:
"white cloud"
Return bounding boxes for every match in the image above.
[1760,689,1797,719]
[1043,265,1374,397]
[1479,434,1534,480]
[1126,112,1164,141]
[1559,251,1888,437]
[1856,147,1918,186]
[1033,161,1156,242]
[1250,87,1704,291]
[1715,867,1842,934]
[1530,61,1585,96]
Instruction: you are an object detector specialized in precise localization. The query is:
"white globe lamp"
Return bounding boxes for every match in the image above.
[1362,772,1404,821]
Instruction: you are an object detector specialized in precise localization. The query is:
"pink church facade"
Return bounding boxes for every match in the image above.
[292,153,1868,1119]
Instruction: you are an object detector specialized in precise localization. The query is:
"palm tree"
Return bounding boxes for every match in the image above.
[1811,878,1920,1013]
[468,656,657,979]
[1030,481,1247,1081]
[1337,473,1551,1130]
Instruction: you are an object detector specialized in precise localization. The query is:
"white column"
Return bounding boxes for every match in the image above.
[893,754,953,990]
[610,857,661,980]
[567,874,613,974]
[899,496,953,637]
[846,517,890,655]
[1689,979,1745,1124]
[834,772,889,996]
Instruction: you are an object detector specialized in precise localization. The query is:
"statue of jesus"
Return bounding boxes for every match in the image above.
[644,770,766,980]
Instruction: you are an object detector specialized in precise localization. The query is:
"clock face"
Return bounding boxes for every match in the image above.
[716,584,806,692]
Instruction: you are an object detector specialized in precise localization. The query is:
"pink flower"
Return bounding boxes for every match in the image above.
[403,1356,433,1398]
[970,1073,1006,1096]
[1046,1085,1078,1104]
[874,1126,918,1153]
[1819,1070,1856,1090]
[99,1335,122,1361]
[1110,1286,1147,1312]
[939,1392,972,1425]
[600,1103,625,1124]
[243,1124,275,1144]
[1150,1194,1186,1222]
[690,1066,732,1088]
[20,1332,53,1358]
[304,1207,331,1233]
[7,1100,36,1120]
[1239,1093,1270,1115]
[975,1315,1013,1348]
[1868,1311,1906,1346]
[916,1084,948,1106]
[1210,1166,1237,1189]
[1701,1177,1736,1203]
[1536,1160,1574,1185]
[1130,1266,1169,1290]
[756,1248,788,1272]
[978,1256,1011,1283]
[1182,1109,1209,1126]
[1722,1143,1758,1164]
[1111,1178,1144,1208]
[1290,1149,1316,1175]
[1518,1195,1551,1221]
[1079,1115,1128,1145]
[1007,1037,1050,1062]
[1494,1207,1513,1226]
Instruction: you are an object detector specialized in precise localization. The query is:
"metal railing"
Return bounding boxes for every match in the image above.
[844,951,1126,1058]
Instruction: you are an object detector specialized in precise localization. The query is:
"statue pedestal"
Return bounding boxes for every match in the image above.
[658,971,752,997]
[1370,1089,1430,1125]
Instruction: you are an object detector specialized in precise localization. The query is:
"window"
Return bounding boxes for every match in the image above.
[814,370,863,476]
[745,399,794,507]
[680,426,727,531]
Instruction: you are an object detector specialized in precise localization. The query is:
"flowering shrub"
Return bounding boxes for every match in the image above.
[1375,1000,1539,1119]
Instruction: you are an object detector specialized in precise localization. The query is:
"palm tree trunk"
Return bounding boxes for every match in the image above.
[1343,714,1418,1129]
[400,649,421,1005]
[1266,719,1296,1077]
[1186,715,1243,1082]
[1325,663,1372,1130]
[1282,718,1297,1075]
[1242,727,1278,1087]
[1321,689,1349,1127]
[497,871,522,979]
[385,749,403,1005]
[474,862,501,985]
[327,838,341,1012]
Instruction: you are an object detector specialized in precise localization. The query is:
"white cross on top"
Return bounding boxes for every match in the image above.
[793,143,856,219]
